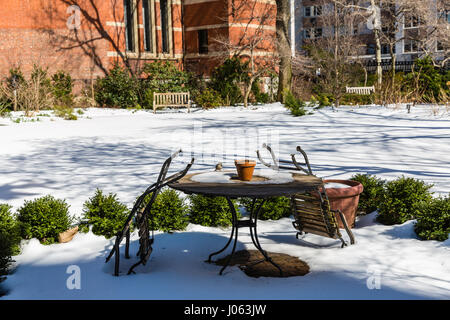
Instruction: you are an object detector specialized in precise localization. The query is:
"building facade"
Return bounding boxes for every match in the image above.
[0,0,277,84]
[295,0,449,71]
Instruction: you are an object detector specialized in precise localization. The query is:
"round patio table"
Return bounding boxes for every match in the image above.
[169,169,323,276]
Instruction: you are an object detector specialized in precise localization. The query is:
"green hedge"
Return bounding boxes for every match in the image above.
[142,188,189,232]
[283,89,307,117]
[79,189,130,238]
[194,88,223,109]
[239,197,291,220]
[94,64,140,109]
[209,57,245,106]
[415,195,450,241]
[340,93,373,105]
[51,70,74,107]
[188,195,239,227]
[0,204,21,277]
[350,174,385,215]
[94,61,193,109]
[17,195,73,245]
[377,176,433,225]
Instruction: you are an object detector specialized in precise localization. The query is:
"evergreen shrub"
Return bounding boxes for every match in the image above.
[17,195,73,245]
[0,204,21,278]
[239,197,291,220]
[188,195,239,227]
[415,195,450,241]
[283,89,307,116]
[141,188,189,232]
[350,174,386,215]
[377,176,433,225]
[80,189,130,238]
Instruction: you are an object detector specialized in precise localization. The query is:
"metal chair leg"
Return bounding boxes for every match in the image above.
[125,229,130,259]
[114,245,120,276]
[336,210,355,245]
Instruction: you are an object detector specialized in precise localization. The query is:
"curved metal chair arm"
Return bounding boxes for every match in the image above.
[256,144,313,175]
[170,148,183,160]
[105,150,195,273]
[256,143,279,170]
[291,146,313,175]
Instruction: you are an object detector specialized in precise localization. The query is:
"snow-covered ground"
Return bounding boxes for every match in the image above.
[0,103,449,299]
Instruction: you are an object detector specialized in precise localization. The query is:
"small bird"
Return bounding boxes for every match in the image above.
[215,162,223,171]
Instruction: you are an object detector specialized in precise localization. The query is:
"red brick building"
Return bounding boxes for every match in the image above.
[0,0,277,85]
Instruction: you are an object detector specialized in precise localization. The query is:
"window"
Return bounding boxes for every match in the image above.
[381,44,394,55]
[124,0,135,52]
[366,44,376,55]
[437,41,444,52]
[305,6,321,17]
[404,39,418,53]
[304,29,311,39]
[305,6,312,17]
[303,28,321,40]
[404,14,420,29]
[314,28,322,38]
[160,0,169,53]
[198,29,208,54]
[142,0,153,52]
[438,10,450,23]
[314,6,322,16]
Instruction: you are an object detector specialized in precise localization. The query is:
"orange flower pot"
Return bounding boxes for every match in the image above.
[235,160,256,181]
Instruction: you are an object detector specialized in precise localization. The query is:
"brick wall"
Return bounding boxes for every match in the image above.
[0,0,277,82]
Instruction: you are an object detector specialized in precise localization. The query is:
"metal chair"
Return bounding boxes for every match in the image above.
[257,144,355,247]
[105,149,194,276]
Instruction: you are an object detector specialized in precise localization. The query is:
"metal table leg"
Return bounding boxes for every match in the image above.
[206,208,237,264]
[246,198,283,276]
[207,197,283,276]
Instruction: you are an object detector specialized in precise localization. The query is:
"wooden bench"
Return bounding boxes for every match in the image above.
[153,92,191,113]
[345,86,375,95]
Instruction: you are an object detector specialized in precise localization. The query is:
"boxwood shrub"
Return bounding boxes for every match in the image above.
[414,195,450,241]
[238,197,291,220]
[377,176,433,225]
[0,204,21,278]
[188,195,239,227]
[0,231,14,282]
[283,89,307,117]
[350,173,386,215]
[80,189,130,238]
[17,195,73,245]
[140,188,189,232]
[94,64,139,108]
[194,88,223,109]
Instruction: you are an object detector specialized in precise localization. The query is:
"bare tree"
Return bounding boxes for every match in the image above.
[331,0,384,85]
[374,0,449,86]
[306,1,366,107]
[276,0,293,101]
[0,66,54,116]
[405,0,450,68]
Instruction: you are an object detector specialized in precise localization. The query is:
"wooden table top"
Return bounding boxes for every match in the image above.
[169,170,323,198]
